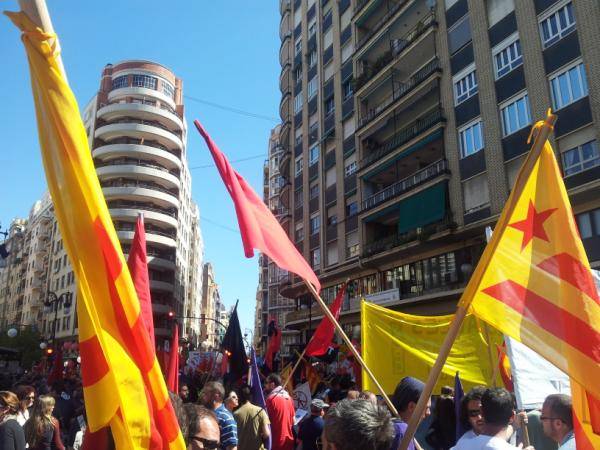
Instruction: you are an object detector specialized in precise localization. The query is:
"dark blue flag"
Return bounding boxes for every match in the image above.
[455,371,465,440]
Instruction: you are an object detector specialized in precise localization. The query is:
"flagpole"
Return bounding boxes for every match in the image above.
[304,281,399,417]
[398,111,557,450]
[282,347,307,390]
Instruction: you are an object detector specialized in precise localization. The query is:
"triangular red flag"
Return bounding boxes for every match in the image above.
[305,283,347,357]
[194,120,320,292]
[166,322,179,393]
[127,214,156,348]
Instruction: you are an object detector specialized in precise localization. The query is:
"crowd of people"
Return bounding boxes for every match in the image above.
[0,367,577,450]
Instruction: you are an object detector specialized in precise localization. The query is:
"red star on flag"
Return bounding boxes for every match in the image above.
[508,200,557,250]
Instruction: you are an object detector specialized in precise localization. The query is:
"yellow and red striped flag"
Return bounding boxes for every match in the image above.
[458,113,600,449]
[7,11,184,450]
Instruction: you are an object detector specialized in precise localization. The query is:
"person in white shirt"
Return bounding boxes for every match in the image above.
[541,394,575,450]
[14,385,35,426]
[454,388,534,450]
[453,386,486,448]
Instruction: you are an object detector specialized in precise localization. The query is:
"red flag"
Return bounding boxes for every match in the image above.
[194,121,320,292]
[166,323,179,393]
[496,342,514,392]
[265,319,282,371]
[305,283,347,357]
[47,349,63,386]
[127,214,156,348]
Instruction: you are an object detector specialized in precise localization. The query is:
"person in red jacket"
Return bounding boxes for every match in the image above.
[265,374,295,450]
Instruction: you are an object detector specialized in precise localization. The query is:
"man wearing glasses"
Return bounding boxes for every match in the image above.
[541,394,575,450]
[187,405,221,450]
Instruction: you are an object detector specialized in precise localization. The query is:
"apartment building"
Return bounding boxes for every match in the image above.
[277,0,600,343]
[201,262,222,349]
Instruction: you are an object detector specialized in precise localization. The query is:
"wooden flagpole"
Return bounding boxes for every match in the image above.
[282,347,307,390]
[398,112,557,450]
[304,281,399,417]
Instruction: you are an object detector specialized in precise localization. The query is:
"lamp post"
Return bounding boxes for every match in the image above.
[44,291,73,346]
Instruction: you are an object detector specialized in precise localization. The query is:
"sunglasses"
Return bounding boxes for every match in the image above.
[468,409,482,418]
[26,396,35,400]
[191,437,220,449]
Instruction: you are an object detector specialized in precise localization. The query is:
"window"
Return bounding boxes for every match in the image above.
[309,145,320,166]
[295,38,302,55]
[325,167,336,187]
[294,188,304,207]
[325,97,335,116]
[343,80,353,100]
[346,231,359,258]
[295,66,303,83]
[162,81,175,99]
[132,74,157,90]
[112,75,128,90]
[327,207,338,226]
[308,76,318,100]
[448,15,472,54]
[454,65,478,105]
[576,208,600,239]
[493,34,522,79]
[540,1,575,48]
[458,119,484,158]
[308,20,317,38]
[463,174,490,213]
[327,242,339,266]
[295,222,305,241]
[295,156,303,176]
[308,49,317,68]
[562,140,600,176]
[345,154,357,177]
[309,182,319,200]
[309,122,319,140]
[346,201,358,217]
[311,248,321,269]
[501,93,531,136]
[294,92,303,113]
[295,133,303,147]
[549,62,588,110]
[310,214,321,235]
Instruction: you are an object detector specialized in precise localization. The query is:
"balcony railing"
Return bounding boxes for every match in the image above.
[100,179,179,197]
[360,108,444,169]
[355,0,413,52]
[106,201,178,218]
[355,15,437,93]
[361,159,448,212]
[97,118,182,138]
[95,158,180,176]
[95,137,181,158]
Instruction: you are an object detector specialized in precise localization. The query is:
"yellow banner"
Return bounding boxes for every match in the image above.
[361,301,503,394]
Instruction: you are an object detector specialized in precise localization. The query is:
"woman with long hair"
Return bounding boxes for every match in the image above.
[0,390,26,450]
[14,385,36,426]
[23,396,65,450]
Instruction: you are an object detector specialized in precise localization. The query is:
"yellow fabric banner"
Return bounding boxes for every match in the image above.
[361,301,503,394]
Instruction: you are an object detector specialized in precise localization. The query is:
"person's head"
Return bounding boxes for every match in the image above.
[238,384,253,405]
[460,386,486,435]
[311,398,329,417]
[481,388,514,429]
[186,405,220,450]
[0,391,19,419]
[441,386,454,397]
[346,390,360,400]
[224,391,238,412]
[392,377,430,422]
[359,391,378,405]
[179,384,190,400]
[24,396,56,447]
[541,394,573,443]
[14,385,36,411]
[322,399,394,450]
[200,382,225,409]
[264,373,281,394]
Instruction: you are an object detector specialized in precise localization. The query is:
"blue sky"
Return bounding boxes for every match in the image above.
[0,1,280,335]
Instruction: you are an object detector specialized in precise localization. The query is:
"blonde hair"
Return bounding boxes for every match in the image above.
[0,391,19,415]
[24,395,56,448]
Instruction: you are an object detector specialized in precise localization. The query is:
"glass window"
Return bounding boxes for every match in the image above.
[549,62,589,110]
[309,182,319,200]
[132,74,157,90]
[463,173,490,213]
[295,223,304,241]
[111,75,128,90]
[311,248,321,269]
[458,119,484,158]
[325,97,335,116]
[575,208,600,239]
[454,66,478,105]
[310,214,320,234]
[295,156,303,176]
[308,76,318,100]
[345,160,357,177]
[494,36,522,79]
[448,15,472,54]
[309,145,320,165]
[540,1,575,48]
[561,140,600,176]
[346,201,358,217]
[295,38,302,55]
[501,93,531,136]
[308,20,317,38]
[309,49,317,68]
[294,92,303,113]
[295,66,303,83]
[162,81,175,99]
[343,79,353,100]
[294,188,304,207]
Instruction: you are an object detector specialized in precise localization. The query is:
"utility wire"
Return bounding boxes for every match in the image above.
[184,94,279,122]
[200,216,240,234]
[190,153,266,170]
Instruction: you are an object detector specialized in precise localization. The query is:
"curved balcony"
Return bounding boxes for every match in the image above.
[279,147,291,175]
[147,255,176,271]
[108,86,176,111]
[279,8,291,40]
[280,121,291,145]
[149,279,175,292]
[109,207,178,229]
[117,229,177,249]
[97,102,183,133]
[96,162,181,190]
[279,92,291,124]
[280,0,290,18]
[102,184,179,209]
[93,143,182,171]
[279,179,291,208]
[279,34,291,67]
[280,62,291,95]
[95,122,183,152]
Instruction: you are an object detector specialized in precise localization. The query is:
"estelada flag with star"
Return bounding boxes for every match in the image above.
[458,113,600,448]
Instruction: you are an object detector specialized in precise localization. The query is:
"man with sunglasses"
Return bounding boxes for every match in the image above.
[541,394,574,450]
[187,405,221,450]
[200,382,238,450]
[453,386,486,448]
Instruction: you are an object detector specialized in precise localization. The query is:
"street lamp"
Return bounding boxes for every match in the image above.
[45,291,73,345]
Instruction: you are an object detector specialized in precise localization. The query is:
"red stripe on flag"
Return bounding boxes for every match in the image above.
[80,335,110,387]
[482,280,600,364]
[538,253,600,305]
[574,410,596,450]
[154,400,181,443]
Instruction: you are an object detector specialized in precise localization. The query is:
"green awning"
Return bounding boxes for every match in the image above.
[398,182,446,233]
